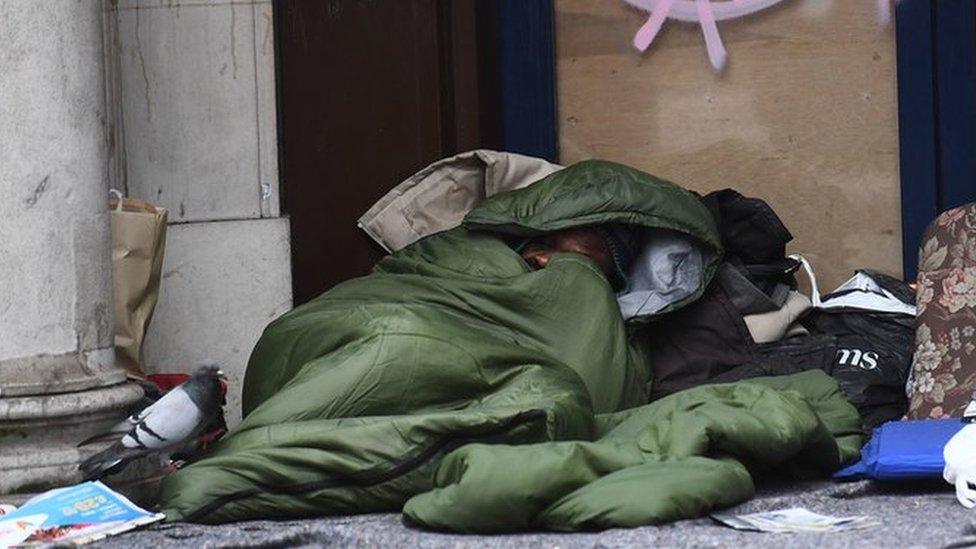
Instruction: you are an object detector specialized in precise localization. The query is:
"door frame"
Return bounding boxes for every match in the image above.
[896,0,976,279]
[497,0,558,162]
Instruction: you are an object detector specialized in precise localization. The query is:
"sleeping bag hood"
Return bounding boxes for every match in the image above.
[463,159,723,320]
[158,158,860,531]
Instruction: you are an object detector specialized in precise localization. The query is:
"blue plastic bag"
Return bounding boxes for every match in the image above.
[834,419,966,480]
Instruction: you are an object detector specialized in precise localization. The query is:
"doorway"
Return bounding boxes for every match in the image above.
[274,0,505,304]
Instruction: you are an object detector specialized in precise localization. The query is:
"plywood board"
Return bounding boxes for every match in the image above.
[556,0,902,290]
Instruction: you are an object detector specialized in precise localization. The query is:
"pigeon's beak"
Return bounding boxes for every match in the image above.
[216,370,228,380]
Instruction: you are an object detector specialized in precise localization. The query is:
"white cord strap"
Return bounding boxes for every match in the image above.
[788,253,821,307]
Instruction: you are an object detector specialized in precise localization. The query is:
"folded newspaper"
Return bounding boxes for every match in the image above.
[712,507,879,533]
[0,481,163,547]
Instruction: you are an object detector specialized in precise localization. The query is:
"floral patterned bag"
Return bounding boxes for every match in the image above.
[908,203,976,419]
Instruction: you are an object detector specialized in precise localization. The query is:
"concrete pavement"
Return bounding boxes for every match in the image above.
[97,479,974,548]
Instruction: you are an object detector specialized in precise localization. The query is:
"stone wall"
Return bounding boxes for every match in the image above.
[104,0,292,425]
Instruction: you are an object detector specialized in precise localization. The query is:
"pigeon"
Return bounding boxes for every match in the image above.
[78,362,227,481]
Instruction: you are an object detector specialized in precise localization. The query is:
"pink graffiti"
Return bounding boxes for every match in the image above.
[626,0,897,72]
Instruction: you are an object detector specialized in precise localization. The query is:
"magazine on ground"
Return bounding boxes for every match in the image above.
[0,481,163,547]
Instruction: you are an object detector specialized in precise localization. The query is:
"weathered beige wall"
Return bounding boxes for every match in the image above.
[556,0,902,290]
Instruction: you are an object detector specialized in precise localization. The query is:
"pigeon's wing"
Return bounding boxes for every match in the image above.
[120,386,207,452]
[77,413,143,446]
[78,384,165,447]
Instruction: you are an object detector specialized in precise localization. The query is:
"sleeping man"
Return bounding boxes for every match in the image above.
[517,224,639,291]
[158,160,862,532]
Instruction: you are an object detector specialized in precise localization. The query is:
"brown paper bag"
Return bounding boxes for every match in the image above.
[109,191,168,377]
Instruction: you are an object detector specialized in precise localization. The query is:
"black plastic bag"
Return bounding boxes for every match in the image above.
[714,271,916,429]
[801,313,914,428]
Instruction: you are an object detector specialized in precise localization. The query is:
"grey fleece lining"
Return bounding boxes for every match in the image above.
[617,229,708,319]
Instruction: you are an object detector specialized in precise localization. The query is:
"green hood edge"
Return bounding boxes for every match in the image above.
[463,159,724,321]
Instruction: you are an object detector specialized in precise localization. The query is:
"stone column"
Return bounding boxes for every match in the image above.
[0,1,143,500]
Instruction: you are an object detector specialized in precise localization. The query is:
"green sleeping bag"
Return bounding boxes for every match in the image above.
[159,160,862,530]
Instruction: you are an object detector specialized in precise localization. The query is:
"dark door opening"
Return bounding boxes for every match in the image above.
[275,0,504,304]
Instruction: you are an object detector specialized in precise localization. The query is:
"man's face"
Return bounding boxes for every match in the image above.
[519,227,614,278]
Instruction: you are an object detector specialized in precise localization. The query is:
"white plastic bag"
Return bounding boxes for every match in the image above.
[944,422,976,508]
